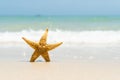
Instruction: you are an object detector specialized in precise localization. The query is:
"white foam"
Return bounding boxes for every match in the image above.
[0,30,120,46]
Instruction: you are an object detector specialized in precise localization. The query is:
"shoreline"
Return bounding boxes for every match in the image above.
[0,44,120,62]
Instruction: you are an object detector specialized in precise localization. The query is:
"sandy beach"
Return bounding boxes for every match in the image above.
[0,62,120,80]
[0,44,120,80]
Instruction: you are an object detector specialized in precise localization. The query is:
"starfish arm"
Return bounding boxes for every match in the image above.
[46,42,63,51]
[22,37,38,49]
[41,52,50,62]
[39,28,48,45]
[30,50,40,62]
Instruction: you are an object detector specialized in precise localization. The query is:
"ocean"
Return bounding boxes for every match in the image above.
[0,15,120,62]
[1,15,120,45]
[1,15,120,31]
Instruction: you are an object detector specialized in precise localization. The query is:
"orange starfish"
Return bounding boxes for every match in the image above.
[22,29,63,62]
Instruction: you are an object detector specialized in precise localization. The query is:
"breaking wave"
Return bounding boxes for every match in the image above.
[0,29,120,46]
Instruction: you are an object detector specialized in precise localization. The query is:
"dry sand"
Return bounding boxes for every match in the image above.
[0,62,120,80]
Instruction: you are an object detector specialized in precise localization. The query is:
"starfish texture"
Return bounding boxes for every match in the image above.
[22,29,63,62]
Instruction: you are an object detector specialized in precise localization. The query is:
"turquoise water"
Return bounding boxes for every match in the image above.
[0,16,120,31]
[0,15,120,45]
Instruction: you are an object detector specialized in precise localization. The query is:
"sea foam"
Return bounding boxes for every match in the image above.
[0,29,120,46]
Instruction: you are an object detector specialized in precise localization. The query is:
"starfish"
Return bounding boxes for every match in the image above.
[22,29,63,62]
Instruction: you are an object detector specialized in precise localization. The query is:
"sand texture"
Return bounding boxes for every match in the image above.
[0,62,120,80]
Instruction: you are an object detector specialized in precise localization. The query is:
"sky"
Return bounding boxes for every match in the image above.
[0,0,120,15]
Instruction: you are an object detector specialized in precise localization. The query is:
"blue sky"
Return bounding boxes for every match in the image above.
[0,0,120,15]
